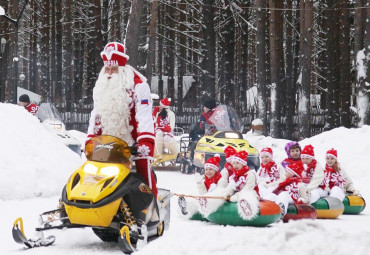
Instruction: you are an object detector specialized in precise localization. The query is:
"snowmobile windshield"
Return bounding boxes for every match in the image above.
[36,103,63,122]
[208,105,244,133]
[85,135,131,164]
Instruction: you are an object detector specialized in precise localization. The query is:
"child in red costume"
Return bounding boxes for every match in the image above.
[178,155,223,216]
[323,148,347,201]
[223,145,237,176]
[153,97,178,156]
[217,145,237,187]
[257,147,285,199]
[281,142,302,170]
[272,161,309,215]
[300,145,325,203]
[223,150,259,201]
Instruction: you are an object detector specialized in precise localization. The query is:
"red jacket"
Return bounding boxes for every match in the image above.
[25,103,39,115]
[87,66,157,197]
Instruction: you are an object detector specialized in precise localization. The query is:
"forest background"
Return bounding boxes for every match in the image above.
[0,0,369,139]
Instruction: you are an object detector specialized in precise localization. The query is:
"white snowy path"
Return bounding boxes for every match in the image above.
[1,171,370,255]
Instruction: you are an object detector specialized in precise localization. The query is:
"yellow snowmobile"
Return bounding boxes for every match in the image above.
[176,105,260,174]
[12,135,171,254]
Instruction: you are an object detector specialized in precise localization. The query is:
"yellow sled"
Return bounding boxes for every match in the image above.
[152,127,184,171]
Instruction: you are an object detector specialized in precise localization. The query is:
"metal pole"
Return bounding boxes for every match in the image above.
[0,54,2,102]
[13,21,19,104]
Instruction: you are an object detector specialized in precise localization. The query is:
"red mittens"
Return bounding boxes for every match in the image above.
[137,139,154,158]
[162,125,171,132]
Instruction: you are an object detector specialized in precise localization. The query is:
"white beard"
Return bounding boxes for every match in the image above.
[93,66,135,146]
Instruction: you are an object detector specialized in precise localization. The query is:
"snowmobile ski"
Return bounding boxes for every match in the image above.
[118,225,135,254]
[117,224,149,254]
[12,217,56,248]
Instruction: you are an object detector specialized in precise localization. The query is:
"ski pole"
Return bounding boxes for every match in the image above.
[173,193,230,201]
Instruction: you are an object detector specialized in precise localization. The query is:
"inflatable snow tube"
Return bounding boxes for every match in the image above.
[206,200,281,227]
[343,195,366,215]
[190,212,208,222]
[311,197,344,219]
[283,203,317,223]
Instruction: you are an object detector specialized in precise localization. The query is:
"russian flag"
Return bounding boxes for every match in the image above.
[141,99,149,105]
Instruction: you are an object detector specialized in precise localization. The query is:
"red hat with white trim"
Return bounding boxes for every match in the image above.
[204,154,220,171]
[326,148,337,159]
[101,42,129,66]
[160,98,171,108]
[301,145,315,159]
[260,147,273,159]
[224,146,237,162]
[231,150,248,166]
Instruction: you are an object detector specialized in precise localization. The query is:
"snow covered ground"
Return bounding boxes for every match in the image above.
[1,102,370,255]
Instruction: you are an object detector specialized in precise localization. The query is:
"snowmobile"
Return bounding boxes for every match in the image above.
[12,135,171,254]
[176,105,260,174]
[36,103,82,155]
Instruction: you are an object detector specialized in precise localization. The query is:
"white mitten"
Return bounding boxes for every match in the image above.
[208,183,217,192]
[352,190,360,196]
[227,179,238,191]
[223,187,235,197]
[197,182,207,195]
[259,181,267,188]
[230,194,239,202]
[194,173,203,183]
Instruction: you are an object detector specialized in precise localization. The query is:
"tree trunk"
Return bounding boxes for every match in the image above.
[73,7,83,104]
[356,0,370,126]
[365,2,370,124]
[255,0,268,131]
[147,0,159,87]
[284,0,296,140]
[55,0,63,105]
[325,0,340,130]
[63,0,74,111]
[269,0,283,138]
[297,0,313,139]
[157,3,164,99]
[354,0,364,55]
[164,2,175,99]
[29,0,38,95]
[339,0,351,127]
[50,0,56,102]
[200,0,216,98]
[223,2,235,108]
[125,0,145,69]
[177,1,186,114]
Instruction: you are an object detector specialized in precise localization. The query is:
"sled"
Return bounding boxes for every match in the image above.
[206,200,281,227]
[152,127,184,171]
[311,196,344,219]
[343,195,366,215]
[283,203,317,222]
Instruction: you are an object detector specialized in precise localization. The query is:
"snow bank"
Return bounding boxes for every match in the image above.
[0,103,82,200]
